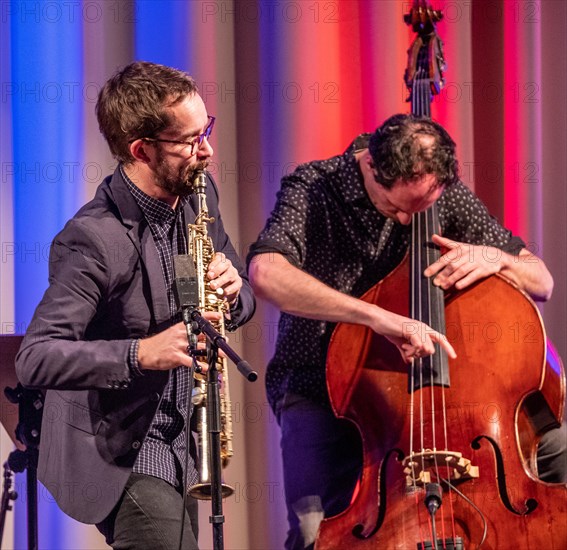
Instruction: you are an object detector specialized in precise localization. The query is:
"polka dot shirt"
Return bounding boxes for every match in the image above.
[248,135,525,409]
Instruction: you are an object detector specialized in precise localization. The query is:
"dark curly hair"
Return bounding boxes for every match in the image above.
[96,61,198,164]
[368,114,459,189]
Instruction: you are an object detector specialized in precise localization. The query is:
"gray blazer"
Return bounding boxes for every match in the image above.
[15,168,255,524]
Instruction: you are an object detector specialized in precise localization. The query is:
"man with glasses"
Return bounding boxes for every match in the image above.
[248,114,565,549]
[16,61,255,549]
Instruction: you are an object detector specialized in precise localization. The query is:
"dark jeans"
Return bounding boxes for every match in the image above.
[96,473,199,550]
[537,422,567,483]
[275,394,362,550]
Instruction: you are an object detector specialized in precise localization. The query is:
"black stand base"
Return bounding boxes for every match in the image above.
[3,384,43,550]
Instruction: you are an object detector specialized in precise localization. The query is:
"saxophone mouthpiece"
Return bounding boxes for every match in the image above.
[193,169,207,193]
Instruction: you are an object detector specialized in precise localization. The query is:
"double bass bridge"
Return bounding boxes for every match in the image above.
[403,449,479,486]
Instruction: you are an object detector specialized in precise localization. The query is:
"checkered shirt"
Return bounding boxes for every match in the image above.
[121,166,198,489]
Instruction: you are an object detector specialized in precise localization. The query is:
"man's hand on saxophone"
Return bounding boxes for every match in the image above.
[207,251,243,306]
[137,322,193,371]
[137,311,226,372]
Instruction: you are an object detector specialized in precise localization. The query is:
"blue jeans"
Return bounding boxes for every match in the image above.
[275,394,363,550]
[96,473,199,550]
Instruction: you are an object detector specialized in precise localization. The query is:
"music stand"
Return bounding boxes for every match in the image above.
[0,335,41,550]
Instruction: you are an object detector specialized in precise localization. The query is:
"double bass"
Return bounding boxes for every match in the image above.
[316,2,566,548]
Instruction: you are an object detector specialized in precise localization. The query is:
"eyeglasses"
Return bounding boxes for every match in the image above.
[139,115,215,154]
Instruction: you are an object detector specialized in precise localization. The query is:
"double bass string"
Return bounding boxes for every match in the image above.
[412,199,460,546]
[410,208,429,548]
[428,204,458,544]
[410,57,459,546]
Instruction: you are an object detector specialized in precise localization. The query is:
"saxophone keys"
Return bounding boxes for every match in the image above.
[206,289,224,305]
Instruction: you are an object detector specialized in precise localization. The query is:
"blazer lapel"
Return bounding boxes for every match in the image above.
[135,223,170,325]
[106,168,170,326]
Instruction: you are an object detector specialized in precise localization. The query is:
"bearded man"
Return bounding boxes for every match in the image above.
[16,61,255,549]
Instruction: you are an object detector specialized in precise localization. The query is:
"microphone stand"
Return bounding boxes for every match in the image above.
[182,308,257,550]
[3,384,42,550]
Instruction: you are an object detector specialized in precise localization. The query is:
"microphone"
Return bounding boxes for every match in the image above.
[423,482,443,550]
[424,482,442,515]
[173,255,258,382]
[173,254,200,352]
[173,254,200,326]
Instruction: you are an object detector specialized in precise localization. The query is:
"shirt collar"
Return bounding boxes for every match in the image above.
[339,134,373,205]
[120,165,189,224]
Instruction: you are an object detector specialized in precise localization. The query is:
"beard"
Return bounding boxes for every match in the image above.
[154,152,209,198]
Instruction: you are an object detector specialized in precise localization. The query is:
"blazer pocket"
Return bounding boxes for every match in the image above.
[59,398,104,435]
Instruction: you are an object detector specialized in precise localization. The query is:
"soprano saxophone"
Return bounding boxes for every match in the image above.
[187,169,234,499]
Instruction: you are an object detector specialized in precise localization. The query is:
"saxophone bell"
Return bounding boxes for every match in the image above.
[188,378,235,500]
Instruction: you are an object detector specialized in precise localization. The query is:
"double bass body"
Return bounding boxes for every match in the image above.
[317,256,567,549]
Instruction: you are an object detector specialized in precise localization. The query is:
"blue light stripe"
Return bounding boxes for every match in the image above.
[135,0,191,69]
[11,1,84,546]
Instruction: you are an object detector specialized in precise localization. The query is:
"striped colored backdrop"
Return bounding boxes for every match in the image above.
[1,1,565,548]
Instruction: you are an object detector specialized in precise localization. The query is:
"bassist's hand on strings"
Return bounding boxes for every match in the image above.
[424,234,502,291]
[425,234,553,301]
[376,309,457,364]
